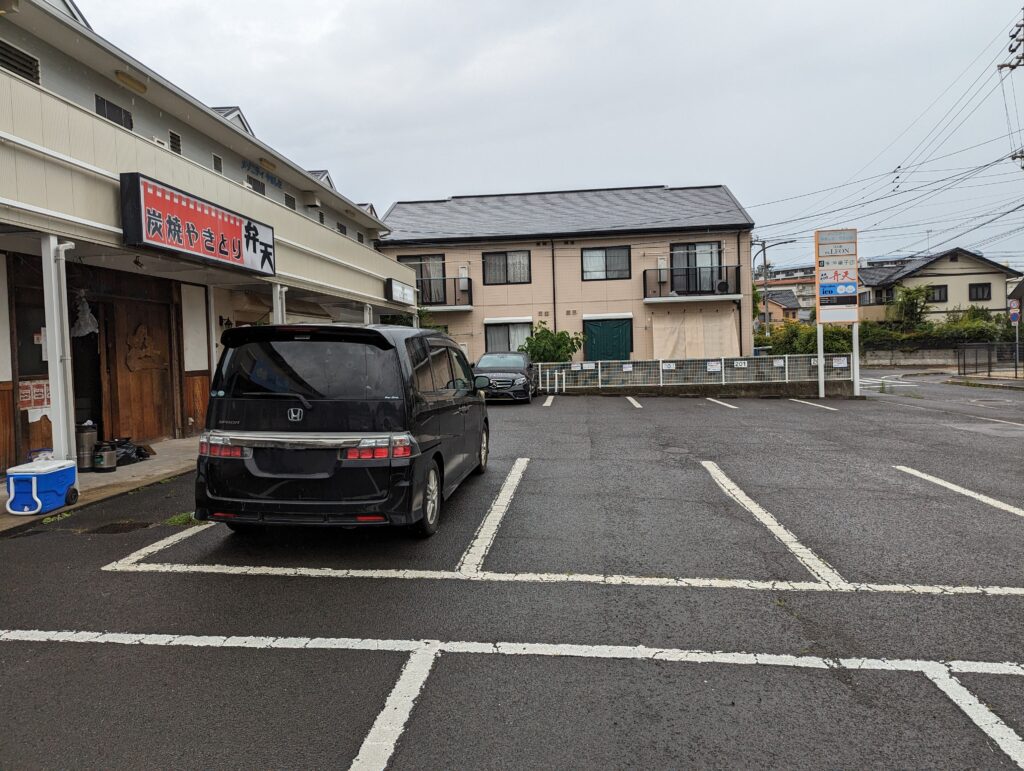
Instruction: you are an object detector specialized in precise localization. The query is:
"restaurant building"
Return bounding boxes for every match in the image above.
[0,0,417,469]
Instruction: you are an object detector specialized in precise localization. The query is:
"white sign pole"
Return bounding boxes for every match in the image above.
[852,321,861,396]
[816,323,825,399]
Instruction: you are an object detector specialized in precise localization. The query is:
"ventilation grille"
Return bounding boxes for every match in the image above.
[0,40,40,84]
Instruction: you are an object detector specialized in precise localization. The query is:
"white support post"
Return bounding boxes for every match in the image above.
[411,311,420,328]
[659,360,664,387]
[40,236,76,475]
[597,361,603,388]
[720,358,726,385]
[363,303,373,326]
[784,354,790,384]
[816,323,826,399]
[271,283,288,325]
[206,285,218,374]
[852,322,861,396]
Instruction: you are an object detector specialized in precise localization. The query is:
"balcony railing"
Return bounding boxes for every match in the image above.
[418,276,474,309]
[643,266,741,300]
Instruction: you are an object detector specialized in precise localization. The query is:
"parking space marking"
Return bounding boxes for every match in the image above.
[895,465,1024,519]
[4,627,1024,768]
[626,396,643,409]
[789,398,838,411]
[701,461,850,589]
[543,395,554,407]
[925,667,1024,766]
[706,398,737,410]
[456,457,530,574]
[350,646,440,771]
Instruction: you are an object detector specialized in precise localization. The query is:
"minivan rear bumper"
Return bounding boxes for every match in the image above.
[194,458,420,527]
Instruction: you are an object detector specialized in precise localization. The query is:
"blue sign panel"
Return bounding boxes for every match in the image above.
[818,282,858,297]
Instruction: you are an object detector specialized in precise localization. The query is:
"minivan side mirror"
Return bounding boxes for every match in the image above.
[473,375,491,390]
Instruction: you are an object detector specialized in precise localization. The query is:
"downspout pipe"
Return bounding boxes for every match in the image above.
[550,239,557,332]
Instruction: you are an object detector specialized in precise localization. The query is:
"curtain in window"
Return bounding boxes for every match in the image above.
[605,247,630,279]
[421,256,445,304]
[582,249,606,280]
[484,253,507,284]
[485,325,507,352]
[508,323,531,352]
[506,251,530,283]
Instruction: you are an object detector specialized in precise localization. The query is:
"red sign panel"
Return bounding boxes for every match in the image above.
[120,173,275,276]
[18,380,50,410]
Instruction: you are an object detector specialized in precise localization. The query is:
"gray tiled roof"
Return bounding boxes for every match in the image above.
[765,289,801,309]
[382,185,753,243]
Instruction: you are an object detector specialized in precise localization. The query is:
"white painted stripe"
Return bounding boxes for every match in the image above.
[542,395,554,407]
[789,398,838,411]
[6,625,1024,766]
[701,461,850,589]
[349,647,439,771]
[972,415,1024,427]
[925,667,1024,766]
[457,458,530,574]
[102,523,214,570]
[626,396,642,409]
[895,466,1024,519]
[6,627,1024,676]
[705,397,737,409]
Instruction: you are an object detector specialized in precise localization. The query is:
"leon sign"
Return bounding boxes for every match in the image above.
[815,228,858,324]
[120,173,276,276]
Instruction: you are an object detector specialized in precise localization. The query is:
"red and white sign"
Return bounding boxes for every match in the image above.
[120,173,275,276]
[18,380,50,410]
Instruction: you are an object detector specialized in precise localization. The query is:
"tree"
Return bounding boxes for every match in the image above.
[886,285,931,330]
[519,321,584,362]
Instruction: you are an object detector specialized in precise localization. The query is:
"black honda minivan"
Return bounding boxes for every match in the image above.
[194,324,490,537]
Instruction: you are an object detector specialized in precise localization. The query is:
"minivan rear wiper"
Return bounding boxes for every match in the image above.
[240,391,313,410]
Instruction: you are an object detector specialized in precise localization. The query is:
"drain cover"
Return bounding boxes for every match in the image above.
[90,521,152,534]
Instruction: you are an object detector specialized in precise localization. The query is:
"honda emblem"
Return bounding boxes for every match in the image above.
[287,407,304,422]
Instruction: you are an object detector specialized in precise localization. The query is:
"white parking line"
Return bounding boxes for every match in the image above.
[3,627,1023,767]
[349,646,439,771]
[456,458,530,574]
[788,399,838,411]
[104,517,1024,596]
[894,466,1024,519]
[542,395,554,407]
[626,396,642,409]
[701,461,850,589]
[705,398,737,410]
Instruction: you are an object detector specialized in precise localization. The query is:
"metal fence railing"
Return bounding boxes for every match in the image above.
[957,342,1023,378]
[535,354,853,392]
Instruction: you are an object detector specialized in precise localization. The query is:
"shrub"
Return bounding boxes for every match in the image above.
[519,321,585,362]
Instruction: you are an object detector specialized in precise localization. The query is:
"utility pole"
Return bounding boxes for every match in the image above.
[751,238,797,338]
[1001,10,1024,167]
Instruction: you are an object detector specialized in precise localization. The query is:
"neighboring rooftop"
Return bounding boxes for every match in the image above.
[765,289,801,309]
[382,185,754,244]
[859,248,1021,287]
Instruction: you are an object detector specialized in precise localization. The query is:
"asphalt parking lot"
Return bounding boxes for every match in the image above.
[2,376,1024,768]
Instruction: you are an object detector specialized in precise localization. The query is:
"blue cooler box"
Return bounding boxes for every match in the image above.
[6,459,78,516]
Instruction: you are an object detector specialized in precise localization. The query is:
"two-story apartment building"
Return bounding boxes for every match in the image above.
[762,264,814,319]
[857,248,1021,321]
[379,185,755,363]
[0,0,417,469]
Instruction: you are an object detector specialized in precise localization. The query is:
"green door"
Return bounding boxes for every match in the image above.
[583,318,632,361]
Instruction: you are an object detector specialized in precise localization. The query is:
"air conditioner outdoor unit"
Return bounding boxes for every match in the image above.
[715,280,731,294]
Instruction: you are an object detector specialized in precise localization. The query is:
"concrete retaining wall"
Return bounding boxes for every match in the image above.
[862,349,957,367]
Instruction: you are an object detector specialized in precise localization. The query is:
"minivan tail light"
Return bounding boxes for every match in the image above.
[342,433,417,461]
[199,433,251,459]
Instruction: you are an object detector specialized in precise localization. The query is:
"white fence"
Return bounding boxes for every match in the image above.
[536,354,853,392]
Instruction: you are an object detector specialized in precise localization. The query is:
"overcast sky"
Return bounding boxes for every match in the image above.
[80,0,1024,267]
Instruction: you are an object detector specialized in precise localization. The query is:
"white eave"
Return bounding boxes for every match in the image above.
[643,295,742,304]
[11,0,388,234]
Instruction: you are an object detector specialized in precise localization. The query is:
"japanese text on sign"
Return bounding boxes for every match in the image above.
[120,173,276,276]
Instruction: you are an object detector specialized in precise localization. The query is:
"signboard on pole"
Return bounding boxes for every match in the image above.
[1011,299,1020,326]
[815,229,858,324]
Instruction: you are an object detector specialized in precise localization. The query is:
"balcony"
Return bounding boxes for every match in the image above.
[418,276,474,311]
[643,266,742,303]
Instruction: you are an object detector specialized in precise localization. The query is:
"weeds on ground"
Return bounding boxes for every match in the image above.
[162,512,196,527]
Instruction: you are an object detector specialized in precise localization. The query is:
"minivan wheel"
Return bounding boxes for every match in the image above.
[473,426,489,475]
[413,462,441,537]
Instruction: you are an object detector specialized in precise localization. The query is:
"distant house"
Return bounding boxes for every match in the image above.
[379,185,756,362]
[858,248,1021,321]
[761,264,815,317]
[761,289,801,324]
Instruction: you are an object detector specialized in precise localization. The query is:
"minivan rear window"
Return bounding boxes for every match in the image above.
[214,339,403,401]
